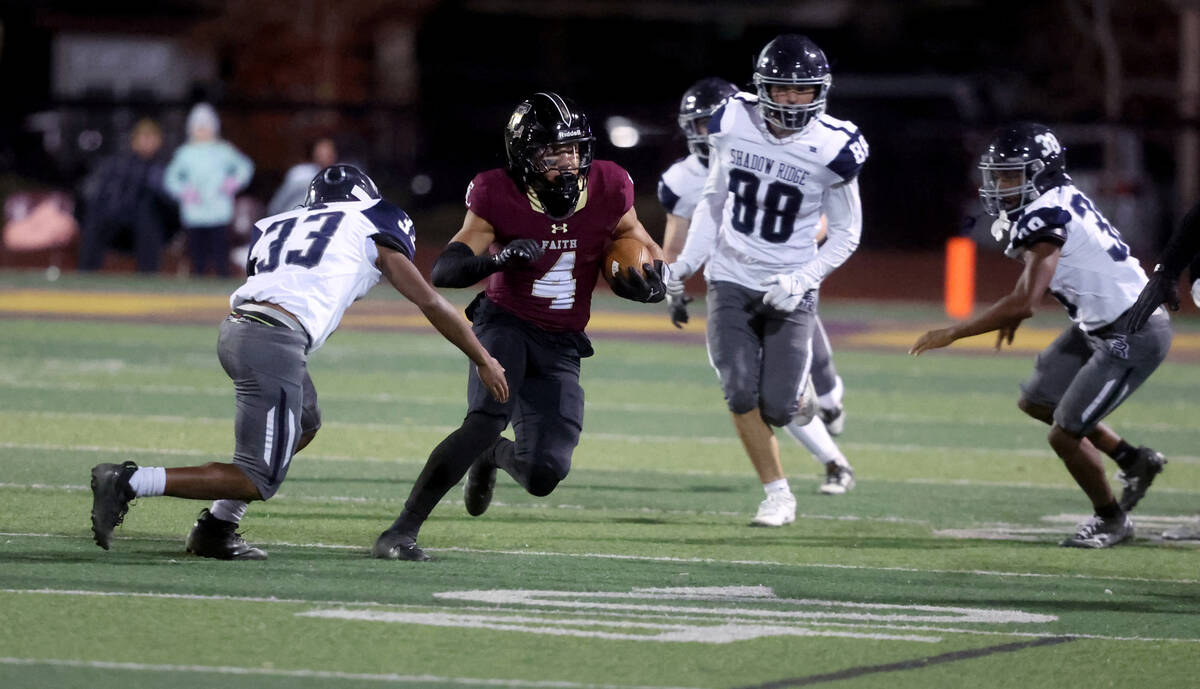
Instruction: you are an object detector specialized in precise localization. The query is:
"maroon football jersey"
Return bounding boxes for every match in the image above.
[465,160,635,332]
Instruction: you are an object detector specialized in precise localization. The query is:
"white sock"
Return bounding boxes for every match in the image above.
[128,467,166,497]
[785,417,848,467]
[817,375,844,411]
[209,499,248,524]
[763,478,791,496]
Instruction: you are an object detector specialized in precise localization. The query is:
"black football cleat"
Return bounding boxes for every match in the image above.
[464,441,499,517]
[90,461,139,550]
[1117,447,1167,512]
[185,509,267,560]
[372,528,430,562]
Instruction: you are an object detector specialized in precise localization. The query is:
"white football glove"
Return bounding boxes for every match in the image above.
[1192,278,1200,309]
[761,273,813,312]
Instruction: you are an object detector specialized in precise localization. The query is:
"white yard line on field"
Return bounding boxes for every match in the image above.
[0,657,701,689]
[1,534,1197,585]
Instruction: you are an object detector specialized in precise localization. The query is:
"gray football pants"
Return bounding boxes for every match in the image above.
[217,316,321,499]
[705,280,816,427]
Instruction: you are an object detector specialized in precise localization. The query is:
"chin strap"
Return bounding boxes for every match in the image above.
[990,215,1012,242]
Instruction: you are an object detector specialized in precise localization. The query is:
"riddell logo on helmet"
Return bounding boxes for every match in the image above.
[557,129,583,139]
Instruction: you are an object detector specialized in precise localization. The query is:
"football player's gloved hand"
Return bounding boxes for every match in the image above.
[611,260,667,303]
[761,272,813,313]
[1124,268,1180,333]
[665,263,691,327]
[492,239,545,269]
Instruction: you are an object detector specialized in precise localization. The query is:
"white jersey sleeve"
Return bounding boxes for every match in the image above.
[656,154,709,220]
[1007,185,1147,331]
[231,199,417,352]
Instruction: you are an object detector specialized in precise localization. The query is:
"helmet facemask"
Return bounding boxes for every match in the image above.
[753,73,831,131]
[978,158,1045,217]
[524,138,594,220]
[679,112,717,161]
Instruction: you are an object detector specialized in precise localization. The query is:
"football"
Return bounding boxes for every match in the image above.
[601,237,652,286]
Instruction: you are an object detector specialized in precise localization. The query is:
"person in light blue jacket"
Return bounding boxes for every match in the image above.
[164,103,254,276]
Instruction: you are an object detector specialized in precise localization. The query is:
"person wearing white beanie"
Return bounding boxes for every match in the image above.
[165,103,254,276]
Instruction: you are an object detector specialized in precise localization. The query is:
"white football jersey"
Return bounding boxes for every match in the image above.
[657,153,708,220]
[1006,184,1148,331]
[686,94,868,288]
[231,199,417,352]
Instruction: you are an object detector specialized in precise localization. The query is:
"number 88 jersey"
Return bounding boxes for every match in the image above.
[232,199,417,352]
[701,94,867,287]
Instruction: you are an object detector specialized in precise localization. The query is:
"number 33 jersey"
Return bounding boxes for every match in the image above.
[700,95,867,287]
[232,199,417,352]
[1006,185,1149,332]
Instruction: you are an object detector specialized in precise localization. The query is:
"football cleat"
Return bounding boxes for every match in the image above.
[90,461,138,550]
[1162,521,1200,541]
[1060,513,1134,549]
[1116,447,1167,512]
[817,405,845,436]
[819,462,855,495]
[186,509,267,560]
[372,528,430,562]
[750,491,796,527]
[464,441,500,517]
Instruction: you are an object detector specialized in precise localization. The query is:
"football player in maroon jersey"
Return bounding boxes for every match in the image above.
[373,92,666,561]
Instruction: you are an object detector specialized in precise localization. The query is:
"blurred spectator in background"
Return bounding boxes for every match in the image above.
[267,137,337,216]
[77,118,172,273]
[165,103,254,277]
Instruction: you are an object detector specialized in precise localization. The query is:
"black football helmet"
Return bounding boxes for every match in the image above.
[504,92,595,220]
[978,122,1070,217]
[678,77,739,163]
[304,164,380,206]
[752,34,832,131]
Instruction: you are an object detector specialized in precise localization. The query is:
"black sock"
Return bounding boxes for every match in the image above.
[1111,440,1138,471]
[1095,501,1123,520]
[396,412,507,536]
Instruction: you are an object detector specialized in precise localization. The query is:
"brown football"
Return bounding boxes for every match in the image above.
[601,237,652,286]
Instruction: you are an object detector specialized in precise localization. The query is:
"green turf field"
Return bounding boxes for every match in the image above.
[1,274,1198,689]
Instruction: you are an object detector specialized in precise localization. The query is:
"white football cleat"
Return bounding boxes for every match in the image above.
[819,463,855,495]
[750,491,796,527]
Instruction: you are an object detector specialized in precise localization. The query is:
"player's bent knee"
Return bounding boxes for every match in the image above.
[1017,397,1053,422]
[525,464,566,497]
[725,389,758,416]
[759,403,795,428]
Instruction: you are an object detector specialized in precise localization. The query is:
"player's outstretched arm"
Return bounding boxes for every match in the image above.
[1126,199,1200,332]
[910,243,1059,355]
[377,246,509,403]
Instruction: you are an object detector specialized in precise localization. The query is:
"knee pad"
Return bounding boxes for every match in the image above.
[725,388,758,416]
[759,405,795,428]
[526,463,567,497]
[301,405,322,437]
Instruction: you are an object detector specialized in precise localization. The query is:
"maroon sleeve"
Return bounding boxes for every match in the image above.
[464,173,492,224]
[611,162,635,217]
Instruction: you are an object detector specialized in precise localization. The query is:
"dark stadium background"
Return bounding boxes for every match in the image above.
[0,0,1193,270]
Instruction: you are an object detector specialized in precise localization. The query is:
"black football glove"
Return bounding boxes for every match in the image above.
[667,292,692,328]
[491,238,545,269]
[611,260,667,303]
[1124,268,1180,333]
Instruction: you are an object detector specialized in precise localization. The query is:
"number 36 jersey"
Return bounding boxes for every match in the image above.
[232,199,417,352]
[1006,185,1149,332]
[699,95,867,287]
